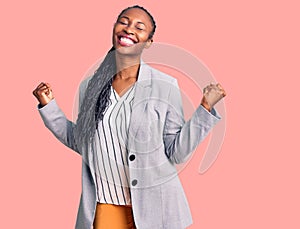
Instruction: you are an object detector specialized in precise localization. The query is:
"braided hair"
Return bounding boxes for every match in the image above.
[74,5,157,153]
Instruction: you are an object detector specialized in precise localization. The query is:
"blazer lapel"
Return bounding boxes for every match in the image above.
[127,60,152,149]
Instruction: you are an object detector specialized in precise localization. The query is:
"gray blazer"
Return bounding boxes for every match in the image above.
[38,60,221,229]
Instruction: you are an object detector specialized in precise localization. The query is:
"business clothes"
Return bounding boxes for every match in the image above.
[38,60,221,229]
[94,84,136,205]
[93,203,136,229]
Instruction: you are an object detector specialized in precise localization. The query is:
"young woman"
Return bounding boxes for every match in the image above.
[33,5,226,229]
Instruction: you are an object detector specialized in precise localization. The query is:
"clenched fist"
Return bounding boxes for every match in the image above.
[32,82,54,107]
[201,83,226,111]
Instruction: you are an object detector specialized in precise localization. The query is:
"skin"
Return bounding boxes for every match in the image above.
[111,8,154,97]
[32,7,226,110]
[32,82,53,107]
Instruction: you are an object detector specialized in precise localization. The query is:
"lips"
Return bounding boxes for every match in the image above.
[117,34,137,47]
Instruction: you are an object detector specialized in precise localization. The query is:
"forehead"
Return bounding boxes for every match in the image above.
[118,8,152,25]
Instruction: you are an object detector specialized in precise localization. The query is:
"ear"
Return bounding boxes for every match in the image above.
[144,39,153,49]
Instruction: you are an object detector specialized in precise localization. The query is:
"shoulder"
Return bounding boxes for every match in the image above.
[141,62,181,101]
[79,75,93,92]
[77,74,94,100]
[77,75,93,107]
[149,65,178,85]
[141,62,178,90]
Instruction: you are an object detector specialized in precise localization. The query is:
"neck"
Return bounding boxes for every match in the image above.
[115,53,141,80]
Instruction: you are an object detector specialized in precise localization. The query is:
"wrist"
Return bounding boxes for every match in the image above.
[201,100,211,112]
[38,98,53,108]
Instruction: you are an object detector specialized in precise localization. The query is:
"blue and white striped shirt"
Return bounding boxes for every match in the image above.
[93,83,136,205]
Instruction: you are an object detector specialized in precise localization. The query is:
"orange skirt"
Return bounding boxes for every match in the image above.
[93,203,137,229]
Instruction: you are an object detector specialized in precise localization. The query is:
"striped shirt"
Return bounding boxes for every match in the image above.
[93,83,136,205]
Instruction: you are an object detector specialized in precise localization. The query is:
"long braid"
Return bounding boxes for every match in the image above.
[75,47,116,150]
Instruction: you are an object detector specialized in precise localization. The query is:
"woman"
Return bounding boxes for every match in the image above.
[33,5,226,229]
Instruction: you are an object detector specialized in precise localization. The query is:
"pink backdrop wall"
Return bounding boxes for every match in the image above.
[1,0,299,228]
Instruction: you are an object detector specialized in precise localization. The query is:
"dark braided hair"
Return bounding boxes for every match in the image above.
[94,48,115,126]
[74,5,156,153]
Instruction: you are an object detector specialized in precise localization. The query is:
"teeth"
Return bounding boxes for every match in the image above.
[120,37,134,45]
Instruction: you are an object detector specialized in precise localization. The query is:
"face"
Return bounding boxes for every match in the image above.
[112,8,154,56]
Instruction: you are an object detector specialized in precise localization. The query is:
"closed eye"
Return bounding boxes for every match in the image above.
[118,21,128,25]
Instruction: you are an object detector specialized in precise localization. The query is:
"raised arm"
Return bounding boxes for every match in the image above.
[163,80,226,164]
[32,82,81,154]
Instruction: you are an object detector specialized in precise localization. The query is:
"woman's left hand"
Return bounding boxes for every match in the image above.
[201,83,226,111]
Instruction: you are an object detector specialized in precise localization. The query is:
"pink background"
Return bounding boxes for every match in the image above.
[1,0,299,228]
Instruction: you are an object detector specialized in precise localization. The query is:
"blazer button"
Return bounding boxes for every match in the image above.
[129,154,135,161]
[131,179,138,186]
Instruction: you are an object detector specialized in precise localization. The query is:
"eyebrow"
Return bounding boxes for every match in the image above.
[119,16,146,26]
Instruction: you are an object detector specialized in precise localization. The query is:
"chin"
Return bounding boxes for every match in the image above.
[114,42,146,57]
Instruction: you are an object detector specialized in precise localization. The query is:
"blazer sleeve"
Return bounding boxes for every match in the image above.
[162,79,221,164]
[37,79,89,155]
[38,99,80,154]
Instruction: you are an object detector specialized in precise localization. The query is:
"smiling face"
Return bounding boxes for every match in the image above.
[112,7,154,57]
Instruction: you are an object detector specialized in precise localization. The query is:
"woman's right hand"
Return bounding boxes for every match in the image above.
[32,82,55,107]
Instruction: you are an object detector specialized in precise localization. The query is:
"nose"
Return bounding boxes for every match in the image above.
[123,24,134,35]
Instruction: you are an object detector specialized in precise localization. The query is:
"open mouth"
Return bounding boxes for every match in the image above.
[118,35,137,47]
